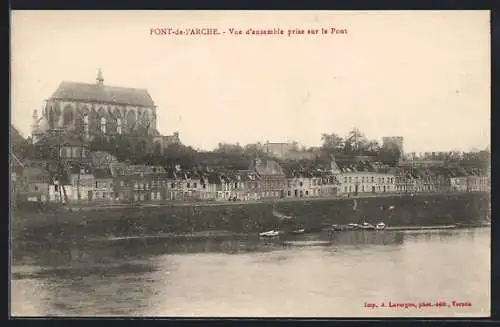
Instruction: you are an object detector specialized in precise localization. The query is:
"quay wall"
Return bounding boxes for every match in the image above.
[12,192,490,244]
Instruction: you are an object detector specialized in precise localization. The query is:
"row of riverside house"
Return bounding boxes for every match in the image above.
[13,151,490,204]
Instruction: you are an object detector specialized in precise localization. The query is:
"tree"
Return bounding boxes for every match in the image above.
[320,133,344,153]
[363,140,380,156]
[12,138,35,160]
[377,146,402,167]
[345,128,367,154]
[214,142,244,154]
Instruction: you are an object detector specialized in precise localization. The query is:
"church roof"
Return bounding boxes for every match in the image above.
[50,81,155,107]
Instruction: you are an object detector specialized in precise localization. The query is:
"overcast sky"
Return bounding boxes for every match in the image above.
[11,10,490,152]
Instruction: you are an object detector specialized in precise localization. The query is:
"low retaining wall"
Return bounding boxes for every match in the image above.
[12,192,490,244]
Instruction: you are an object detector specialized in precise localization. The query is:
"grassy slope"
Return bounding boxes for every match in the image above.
[12,192,490,243]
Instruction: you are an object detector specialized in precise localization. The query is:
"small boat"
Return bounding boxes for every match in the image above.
[330,224,343,231]
[290,228,306,235]
[359,222,376,230]
[375,222,386,230]
[259,230,280,237]
[345,223,360,230]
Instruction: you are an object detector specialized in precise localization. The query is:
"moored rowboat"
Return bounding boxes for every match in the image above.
[259,230,281,237]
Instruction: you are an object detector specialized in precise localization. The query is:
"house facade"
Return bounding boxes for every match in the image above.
[450,176,468,192]
[236,170,261,201]
[249,157,286,199]
[19,166,51,202]
[338,171,395,195]
[466,175,490,192]
[319,172,340,197]
[285,172,323,198]
[68,171,95,201]
[110,163,169,202]
[395,167,452,193]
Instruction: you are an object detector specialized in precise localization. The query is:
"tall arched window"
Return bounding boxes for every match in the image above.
[48,108,56,129]
[117,118,122,135]
[83,115,89,134]
[126,110,136,132]
[100,117,107,134]
[63,106,74,126]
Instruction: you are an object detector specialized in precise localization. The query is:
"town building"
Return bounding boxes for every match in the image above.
[177,170,204,201]
[466,175,490,192]
[92,168,115,202]
[395,167,452,193]
[18,166,50,202]
[339,171,396,195]
[262,141,296,159]
[336,161,395,195]
[450,175,468,192]
[318,172,340,197]
[11,153,25,201]
[31,69,180,153]
[110,163,168,202]
[236,170,262,200]
[216,171,244,201]
[285,171,322,198]
[68,167,95,201]
[203,173,220,201]
[281,157,340,198]
[214,170,262,201]
[249,157,287,199]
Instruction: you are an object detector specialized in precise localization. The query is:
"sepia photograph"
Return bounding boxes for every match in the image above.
[10,10,490,317]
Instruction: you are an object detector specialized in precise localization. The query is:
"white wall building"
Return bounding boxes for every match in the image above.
[338,172,396,195]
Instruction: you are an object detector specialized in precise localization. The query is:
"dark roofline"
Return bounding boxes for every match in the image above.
[50,80,156,107]
[55,80,152,95]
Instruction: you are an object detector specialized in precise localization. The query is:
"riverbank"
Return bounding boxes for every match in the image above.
[11,192,490,245]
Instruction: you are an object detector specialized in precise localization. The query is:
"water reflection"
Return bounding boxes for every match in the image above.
[11,228,490,317]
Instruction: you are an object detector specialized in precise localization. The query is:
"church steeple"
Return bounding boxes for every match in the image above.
[96,68,104,85]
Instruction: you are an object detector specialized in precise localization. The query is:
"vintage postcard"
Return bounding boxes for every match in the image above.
[10,10,490,317]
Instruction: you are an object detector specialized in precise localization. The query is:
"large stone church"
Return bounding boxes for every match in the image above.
[31,70,180,153]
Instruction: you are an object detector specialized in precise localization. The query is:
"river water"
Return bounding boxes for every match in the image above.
[10,227,490,317]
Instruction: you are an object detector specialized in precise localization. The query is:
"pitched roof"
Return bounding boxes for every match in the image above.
[51,81,155,107]
[236,170,261,181]
[251,158,285,176]
[90,151,118,167]
[336,160,376,173]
